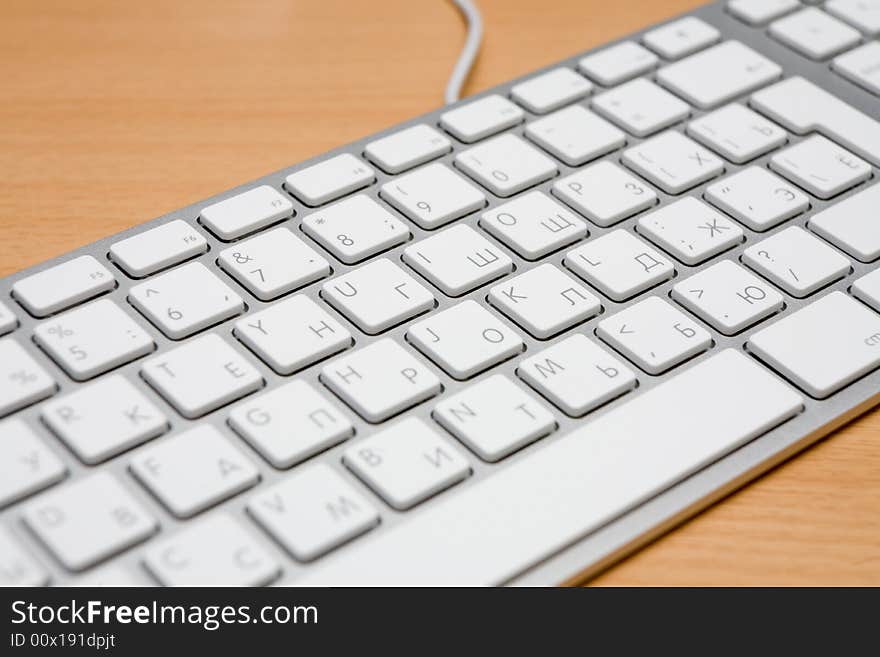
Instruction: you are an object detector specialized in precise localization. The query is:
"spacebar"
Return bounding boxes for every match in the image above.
[299,350,803,585]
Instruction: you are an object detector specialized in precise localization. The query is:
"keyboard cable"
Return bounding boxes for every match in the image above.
[445,0,484,104]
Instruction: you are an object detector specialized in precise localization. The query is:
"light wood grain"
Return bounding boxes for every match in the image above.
[1,0,877,585]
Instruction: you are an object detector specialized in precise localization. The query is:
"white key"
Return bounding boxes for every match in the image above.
[455,133,557,197]
[623,130,724,194]
[345,418,470,510]
[749,291,880,397]
[407,300,524,379]
[0,419,66,508]
[597,297,713,374]
[672,260,785,334]
[364,124,451,174]
[321,338,441,423]
[769,135,871,199]
[199,185,293,240]
[808,183,880,261]
[143,514,280,586]
[249,463,379,561]
[229,380,353,468]
[578,41,659,86]
[0,300,17,335]
[109,220,208,278]
[833,42,880,95]
[65,564,150,587]
[439,94,524,143]
[518,334,637,417]
[642,17,720,59]
[321,258,434,334]
[525,105,626,166]
[479,191,588,260]
[433,375,556,461]
[704,166,809,231]
[687,103,787,164]
[0,528,49,586]
[218,227,330,300]
[285,153,374,206]
[592,78,690,137]
[0,339,56,417]
[852,269,880,312]
[41,376,167,464]
[380,163,485,230]
[827,0,880,35]
[21,473,157,571]
[130,262,243,339]
[510,67,593,114]
[564,229,674,301]
[488,264,601,338]
[33,299,154,380]
[402,224,513,296]
[234,295,351,375]
[552,161,657,227]
[769,7,860,59]
[301,193,410,264]
[12,255,115,318]
[743,226,851,297]
[141,334,263,418]
[657,41,782,109]
[728,0,799,25]
[637,197,743,265]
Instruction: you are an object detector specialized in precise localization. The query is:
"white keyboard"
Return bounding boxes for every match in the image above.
[2,0,880,586]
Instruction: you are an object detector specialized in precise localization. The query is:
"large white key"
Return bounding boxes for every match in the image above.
[488,264,601,339]
[827,0,880,35]
[380,163,486,230]
[141,333,263,418]
[0,300,17,335]
[299,349,802,585]
[301,194,409,264]
[402,224,513,296]
[41,375,167,464]
[704,166,809,231]
[769,7,860,59]
[455,134,557,197]
[131,425,259,518]
[321,258,434,334]
[623,130,724,194]
[577,41,658,86]
[65,564,150,587]
[727,0,799,25]
[129,262,244,339]
[143,514,280,586]
[234,295,351,374]
[433,375,556,462]
[33,299,154,380]
[833,42,880,95]
[199,185,293,240]
[0,419,66,508]
[21,473,157,571]
[0,528,49,586]
[637,197,743,265]
[687,103,787,164]
[525,105,626,166]
[592,78,690,137]
[344,417,471,510]
[769,135,871,199]
[364,124,451,174]
[809,183,880,261]
[552,161,657,227]
[285,153,374,206]
[642,17,720,59]
[749,291,880,397]
[249,463,379,561]
[109,220,208,278]
[480,191,588,260]
[657,41,782,109]
[0,339,56,417]
[229,380,353,468]
[518,334,637,417]
[852,269,880,312]
[510,67,593,114]
[439,94,524,143]
[321,338,441,423]
[672,260,784,334]
[218,227,330,300]
[597,296,712,374]
[408,300,524,379]
[743,226,851,297]
[12,255,115,318]
[564,229,674,301]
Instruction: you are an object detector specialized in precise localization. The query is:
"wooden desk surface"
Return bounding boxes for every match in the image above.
[1,0,878,585]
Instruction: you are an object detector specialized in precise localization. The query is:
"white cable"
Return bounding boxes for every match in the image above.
[445,0,483,104]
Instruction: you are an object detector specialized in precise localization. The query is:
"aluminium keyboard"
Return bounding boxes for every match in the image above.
[2,0,880,586]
